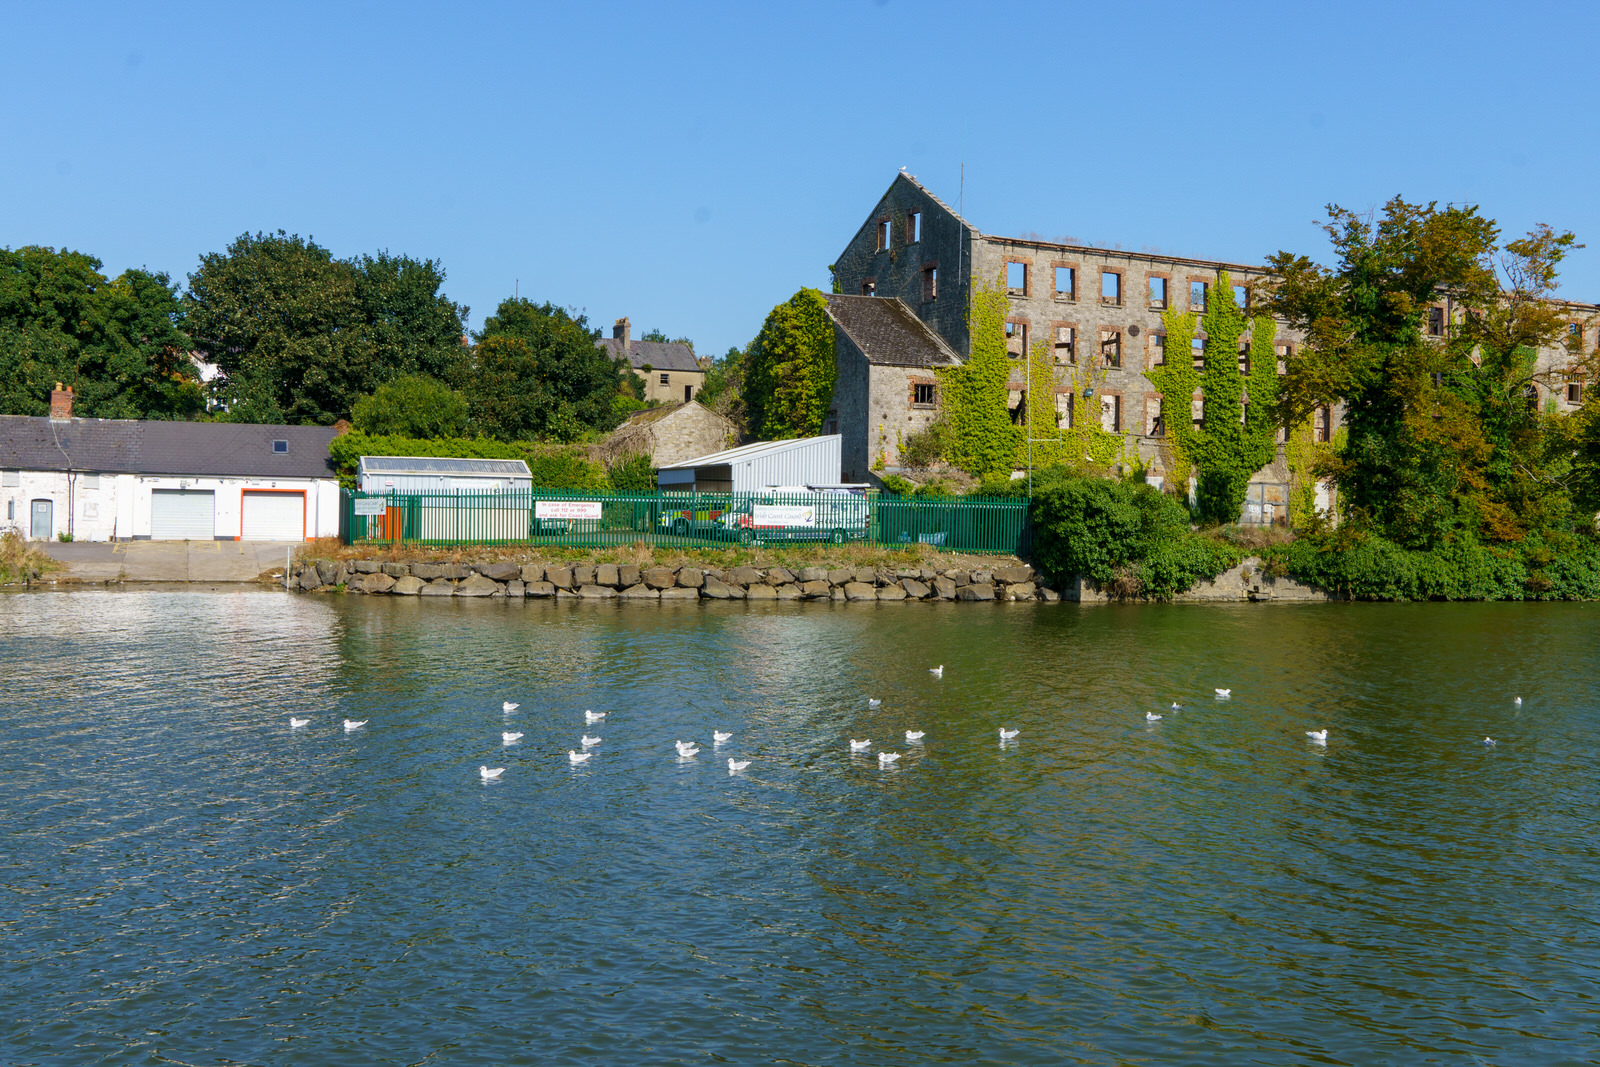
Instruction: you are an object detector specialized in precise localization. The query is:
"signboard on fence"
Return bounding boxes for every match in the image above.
[353,498,387,516]
[535,500,604,520]
[752,504,814,527]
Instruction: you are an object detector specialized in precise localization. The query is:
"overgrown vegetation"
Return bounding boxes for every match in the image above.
[329,432,608,491]
[0,530,57,584]
[742,289,834,440]
[935,273,1020,478]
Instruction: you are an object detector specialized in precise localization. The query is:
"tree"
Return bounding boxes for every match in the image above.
[743,288,835,440]
[695,344,746,429]
[351,374,469,438]
[1258,198,1581,545]
[470,298,624,441]
[184,232,467,425]
[0,246,200,419]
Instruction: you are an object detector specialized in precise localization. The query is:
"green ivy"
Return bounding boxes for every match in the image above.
[1021,338,1124,470]
[935,272,1017,478]
[743,288,835,440]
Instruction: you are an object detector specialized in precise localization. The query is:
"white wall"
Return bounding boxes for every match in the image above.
[1,471,339,541]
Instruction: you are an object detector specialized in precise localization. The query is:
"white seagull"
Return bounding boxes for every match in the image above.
[581,735,602,747]
[502,731,524,744]
[1513,697,1523,706]
[929,665,944,678]
[1307,729,1328,743]
[867,698,882,708]
[713,731,733,744]
[289,717,310,729]
[1215,689,1232,699]
[675,741,700,757]
[998,727,1020,740]
[1171,702,1181,710]
[585,710,606,724]
[849,738,873,751]
[1484,736,1497,746]
[502,701,520,713]
[479,766,504,780]
[343,719,367,732]
[727,758,751,772]
[878,752,902,765]
[905,730,925,742]
[568,750,591,764]
[1147,712,1163,722]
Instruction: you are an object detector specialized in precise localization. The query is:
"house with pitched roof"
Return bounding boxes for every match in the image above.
[596,318,706,405]
[0,385,340,541]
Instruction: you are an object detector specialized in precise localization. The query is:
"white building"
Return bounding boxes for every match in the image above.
[0,387,341,542]
[656,436,845,493]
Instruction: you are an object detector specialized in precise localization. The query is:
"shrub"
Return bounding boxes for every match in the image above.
[606,451,656,493]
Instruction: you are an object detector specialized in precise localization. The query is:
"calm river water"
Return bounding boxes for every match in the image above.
[2,591,1598,1065]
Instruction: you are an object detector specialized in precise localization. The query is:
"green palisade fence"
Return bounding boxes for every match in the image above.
[342,488,1030,555]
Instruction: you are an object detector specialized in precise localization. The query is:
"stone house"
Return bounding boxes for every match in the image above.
[596,318,706,405]
[830,172,1595,521]
[601,400,734,469]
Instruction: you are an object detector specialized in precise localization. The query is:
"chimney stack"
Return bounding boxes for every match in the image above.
[49,382,73,421]
[613,317,631,348]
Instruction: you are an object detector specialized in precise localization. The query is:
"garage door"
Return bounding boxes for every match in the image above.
[242,491,305,541]
[150,489,215,540]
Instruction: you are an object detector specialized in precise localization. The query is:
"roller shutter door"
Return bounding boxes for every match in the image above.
[150,489,215,540]
[242,491,305,541]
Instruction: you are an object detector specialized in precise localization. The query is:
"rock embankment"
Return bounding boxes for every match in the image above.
[287,559,1058,602]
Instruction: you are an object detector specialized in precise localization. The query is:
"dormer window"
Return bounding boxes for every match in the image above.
[272,439,289,454]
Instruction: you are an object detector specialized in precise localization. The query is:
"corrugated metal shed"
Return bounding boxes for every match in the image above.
[657,436,841,492]
[358,455,532,493]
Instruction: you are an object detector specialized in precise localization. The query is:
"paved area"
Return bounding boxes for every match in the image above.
[39,541,303,583]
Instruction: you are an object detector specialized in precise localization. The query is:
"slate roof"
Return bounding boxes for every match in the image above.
[596,338,705,374]
[0,416,339,478]
[823,295,964,369]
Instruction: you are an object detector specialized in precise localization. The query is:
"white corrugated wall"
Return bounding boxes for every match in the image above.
[736,436,842,491]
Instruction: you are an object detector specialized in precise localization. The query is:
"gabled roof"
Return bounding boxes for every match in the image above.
[661,435,839,471]
[823,295,964,369]
[615,400,730,431]
[0,416,339,478]
[596,338,704,374]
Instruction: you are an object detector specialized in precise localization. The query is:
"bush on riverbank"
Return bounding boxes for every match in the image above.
[1027,470,1239,599]
[0,531,58,585]
[1268,527,1600,601]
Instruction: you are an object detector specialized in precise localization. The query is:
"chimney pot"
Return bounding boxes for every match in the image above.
[49,383,74,421]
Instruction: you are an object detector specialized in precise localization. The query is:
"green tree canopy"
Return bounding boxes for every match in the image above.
[184,232,467,425]
[351,374,469,438]
[743,288,834,440]
[469,298,623,441]
[0,247,201,419]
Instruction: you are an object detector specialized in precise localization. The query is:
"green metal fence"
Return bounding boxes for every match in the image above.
[342,488,1031,554]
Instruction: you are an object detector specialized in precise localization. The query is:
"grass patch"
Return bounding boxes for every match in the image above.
[0,531,60,585]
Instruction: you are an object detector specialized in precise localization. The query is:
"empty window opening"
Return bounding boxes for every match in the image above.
[272,439,289,454]
[1275,342,1292,374]
[1005,320,1028,358]
[1232,284,1248,310]
[1054,326,1075,363]
[1149,277,1167,307]
[1191,337,1205,369]
[1427,307,1445,336]
[1054,266,1075,297]
[1010,390,1029,426]
[1101,271,1121,305]
[1006,262,1028,296]
[1100,330,1121,368]
[1146,396,1165,437]
[1055,391,1074,428]
[1191,395,1206,429]
[912,382,936,406]
[1524,384,1540,411]
[1150,332,1166,367]
[1007,386,1024,412]
[861,278,876,296]
[1569,382,1586,403]
[1238,341,1250,375]
[922,265,938,302]
[876,218,891,251]
[1314,405,1331,443]
[1189,281,1207,311]
[907,212,922,243]
[1100,394,1121,433]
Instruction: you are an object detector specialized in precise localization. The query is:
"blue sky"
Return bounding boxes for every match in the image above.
[5,1,1599,357]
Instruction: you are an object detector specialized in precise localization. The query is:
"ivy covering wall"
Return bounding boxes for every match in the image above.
[935,273,1017,478]
[743,288,836,441]
[1021,338,1124,471]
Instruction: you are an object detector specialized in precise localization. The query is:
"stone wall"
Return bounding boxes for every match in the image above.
[289,558,1057,603]
[1065,556,1336,603]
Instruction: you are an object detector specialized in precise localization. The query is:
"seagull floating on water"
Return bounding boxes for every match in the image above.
[929,665,944,678]
[502,702,519,713]
[343,719,367,732]
[867,698,882,708]
[1513,697,1523,706]
[849,738,873,751]
[502,731,524,744]
[999,727,1020,740]
[727,758,751,771]
[1171,702,1181,710]
[713,730,732,744]
[289,717,310,729]
[1215,689,1231,699]
[905,730,925,742]
[585,710,605,724]
[1306,729,1328,743]
[1484,736,1497,746]
[878,752,902,764]
[675,741,700,757]
[479,766,504,780]
[568,750,591,764]
[581,735,602,747]
[1147,712,1163,722]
